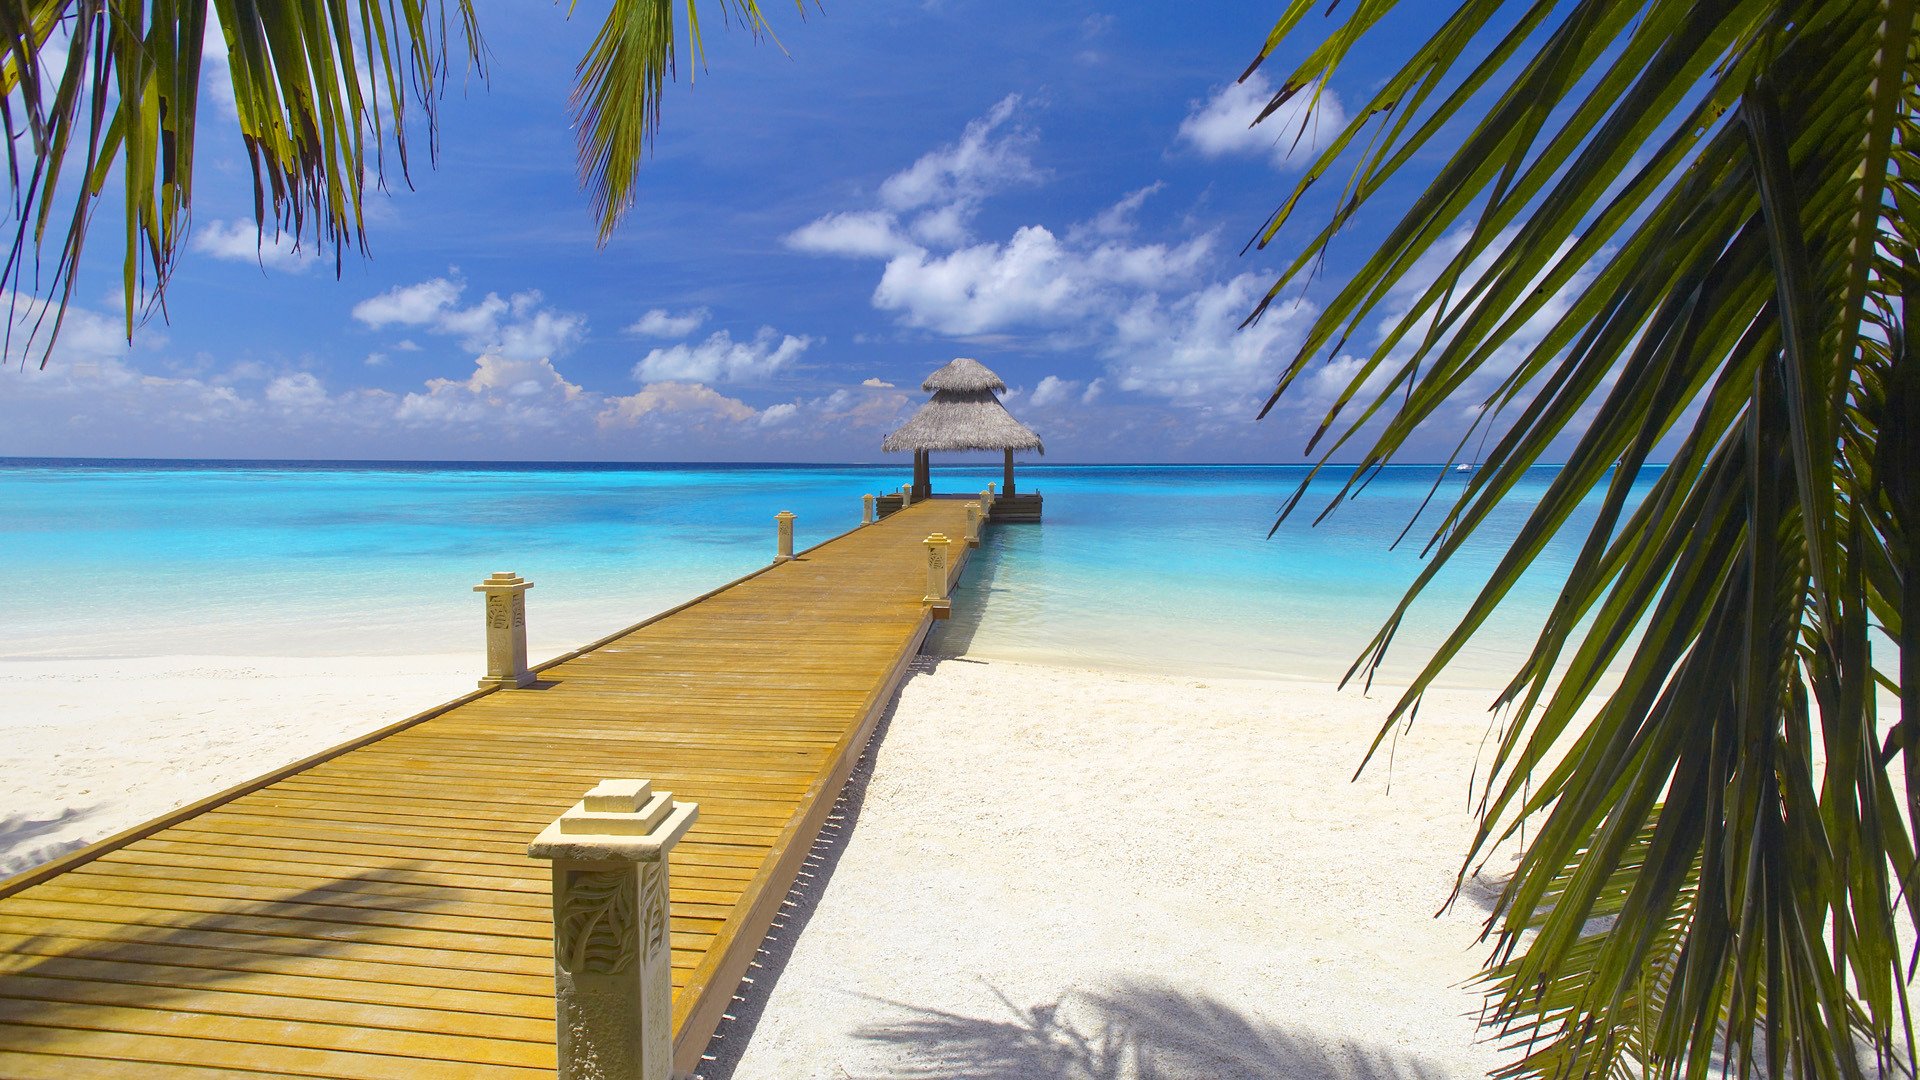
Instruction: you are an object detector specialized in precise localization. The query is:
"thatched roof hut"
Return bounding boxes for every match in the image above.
[883,358,1043,498]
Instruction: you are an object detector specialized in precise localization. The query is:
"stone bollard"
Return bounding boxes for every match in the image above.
[923,533,952,620]
[474,572,535,689]
[529,779,699,1080]
[862,493,876,525]
[980,487,994,513]
[987,481,996,497]
[965,502,982,547]
[900,483,914,507]
[775,511,796,562]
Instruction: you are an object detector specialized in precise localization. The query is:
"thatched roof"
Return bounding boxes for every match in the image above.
[882,358,1044,454]
[922,357,1005,393]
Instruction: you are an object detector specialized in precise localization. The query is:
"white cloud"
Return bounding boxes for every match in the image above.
[786,211,918,259]
[786,96,1042,258]
[353,278,463,327]
[1179,74,1347,171]
[1028,375,1079,407]
[873,225,1213,335]
[264,372,328,410]
[193,219,321,273]
[353,277,585,360]
[861,377,895,388]
[396,354,586,427]
[627,307,710,338]
[1105,273,1319,404]
[633,328,812,384]
[599,381,758,428]
[877,94,1040,214]
[1075,182,1164,240]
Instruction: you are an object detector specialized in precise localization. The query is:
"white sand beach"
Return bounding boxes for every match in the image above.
[2,651,1524,1077]
[0,655,475,875]
[704,656,1516,1079]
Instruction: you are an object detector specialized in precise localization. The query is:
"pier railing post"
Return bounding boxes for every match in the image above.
[473,572,535,689]
[965,502,982,547]
[775,511,796,562]
[529,779,698,1080]
[862,493,876,525]
[980,486,994,514]
[900,483,913,507]
[923,533,952,620]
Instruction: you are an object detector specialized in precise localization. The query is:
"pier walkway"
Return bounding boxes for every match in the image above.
[0,497,984,1078]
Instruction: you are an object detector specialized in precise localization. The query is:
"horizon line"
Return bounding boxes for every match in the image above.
[0,454,1645,470]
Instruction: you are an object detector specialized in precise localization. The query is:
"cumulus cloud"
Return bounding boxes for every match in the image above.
[352,277,585,361]
[861,377,895,388]
[873,226,1213,335]
[1105,273,1318,405]
[786,96,1041,259]
[1029,374,1109,408]
[599,381,758,428]
[786,211,918,259]
[878,94,1040,215]
[627,307,710,338]
[193,220,321,272]
[396,354,587,427]
[633,328,812,384]
[353,278,463,328]
[1179,74,1347,171]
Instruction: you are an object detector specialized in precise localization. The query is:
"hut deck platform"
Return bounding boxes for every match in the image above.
[0,498,981,1079]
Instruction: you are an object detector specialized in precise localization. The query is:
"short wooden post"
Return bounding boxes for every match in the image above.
[923,533,952,620]
[775,511,795,562]
[529,780,698,1080]
[474,572,535,689]
[862,493,876,524]
[965,502,982,547]
[900,483,913,507]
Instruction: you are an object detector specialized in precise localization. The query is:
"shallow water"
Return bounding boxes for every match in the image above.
[3,458,1640,686]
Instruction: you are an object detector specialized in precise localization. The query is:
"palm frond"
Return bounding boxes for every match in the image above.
[1249,0,1920,1075]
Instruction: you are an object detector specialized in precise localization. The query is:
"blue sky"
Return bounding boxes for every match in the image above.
[1,1,1522,464]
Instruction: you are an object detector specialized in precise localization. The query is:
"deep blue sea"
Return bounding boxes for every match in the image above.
[1,458,1643,685]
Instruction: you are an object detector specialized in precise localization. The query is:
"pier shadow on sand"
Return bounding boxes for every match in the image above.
[692,656,926,1080]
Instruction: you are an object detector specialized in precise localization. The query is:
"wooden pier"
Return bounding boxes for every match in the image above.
[0,497,984,1078]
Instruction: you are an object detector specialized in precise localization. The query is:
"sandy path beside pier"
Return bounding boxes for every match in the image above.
[0,655,475,875]
[710,656,1517,1080]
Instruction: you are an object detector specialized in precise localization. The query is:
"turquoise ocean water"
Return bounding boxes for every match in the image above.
[1,459,1644,686]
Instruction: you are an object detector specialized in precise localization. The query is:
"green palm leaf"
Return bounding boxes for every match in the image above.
[1248,0,1920,1076]
[1,0,799,364]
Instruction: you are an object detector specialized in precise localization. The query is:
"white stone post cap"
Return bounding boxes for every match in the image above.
[474,572,533,592]
[529,779,699,862]
[925,533,950,544]
[775,511,796,521]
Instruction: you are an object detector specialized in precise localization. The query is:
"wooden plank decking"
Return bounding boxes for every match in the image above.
[0,497,983,1078]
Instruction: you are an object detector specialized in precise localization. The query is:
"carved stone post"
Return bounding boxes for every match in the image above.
[923,533,952,620]
[775,511,796,563]
[862,493,876,525]
[529,780,698,1080]
[900,483,914,507]
[964,502,982,547]
[473,572,535,690]
[980,487,994,513]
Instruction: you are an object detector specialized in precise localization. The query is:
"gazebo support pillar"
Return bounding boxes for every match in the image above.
[913,450,932,501]
[1003,448,1016,496]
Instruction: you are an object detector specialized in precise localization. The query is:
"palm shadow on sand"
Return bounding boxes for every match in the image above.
[850,980,1456,1080]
